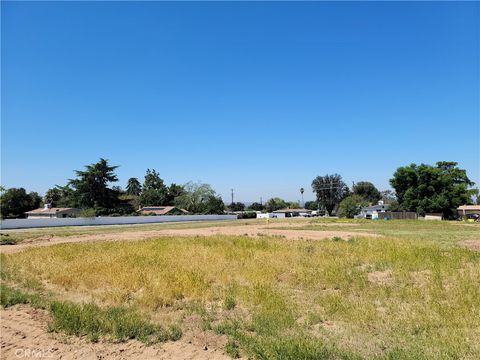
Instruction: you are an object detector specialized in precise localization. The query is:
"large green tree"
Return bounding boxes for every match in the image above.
[229,202,245,212]
[44,187,62,206]
[311,174,349,215]
[68,158,121,212]
[338,194,368,219]
[1,188,41,219]
[248,202,264,211]
[353,181,382,204]
[126,178,142,196]
[166,183,185,206]
[304,201,319,210]
[140,169,168,206]
[174,182,224,214]
[264,197,287,212]
[44,185,75,207]
[390,161,475,219]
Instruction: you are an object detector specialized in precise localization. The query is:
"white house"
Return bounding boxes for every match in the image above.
[359,202,389,219]
[272,208,312,217]
[256,212,286,219]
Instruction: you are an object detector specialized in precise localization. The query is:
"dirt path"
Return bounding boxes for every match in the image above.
[0,223,376,254]
[0,305,231,360]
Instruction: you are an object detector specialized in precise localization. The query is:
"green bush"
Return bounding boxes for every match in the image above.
[237,212,257,219]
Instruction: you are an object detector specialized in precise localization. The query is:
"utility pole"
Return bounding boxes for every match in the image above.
[231,189,234,205]
[260,197,263,207]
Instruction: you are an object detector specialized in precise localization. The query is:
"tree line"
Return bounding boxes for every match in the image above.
[1,160,477,219]
[313,161,477,219]
[0,159,225,218]
[237,161,476,220]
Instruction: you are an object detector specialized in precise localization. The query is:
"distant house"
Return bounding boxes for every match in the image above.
[457,205,480,220]
[273,208,312,217]
[257,212,286,219]
[137,206,188,216]
[25,204,80,219]
[359,202,389,219]
[424,213,443,221]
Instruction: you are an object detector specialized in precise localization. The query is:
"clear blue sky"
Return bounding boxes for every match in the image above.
[2,1,479,203]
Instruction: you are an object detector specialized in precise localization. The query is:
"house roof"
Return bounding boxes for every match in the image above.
[458,205,480,211]
[362,204,390,211]
[25,207,79,215]
[273,208,311,213]
[137,206,188,215]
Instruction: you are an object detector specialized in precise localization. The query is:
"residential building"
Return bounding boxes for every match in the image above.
[25,204,80,219]
[272,208,312,217]
[457,205,480,220]
[359,201,389,219]
[257,212,286,219]
[137,206,188,216]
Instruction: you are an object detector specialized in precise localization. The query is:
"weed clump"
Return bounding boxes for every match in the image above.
[49,301,182,343]
[224,293,237,310]
[0,285,29,307]
[225,339,241,358]
[0,234,17,245]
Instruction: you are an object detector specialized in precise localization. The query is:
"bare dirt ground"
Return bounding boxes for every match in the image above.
[0,222,376,254]
[460,239,480,252]
[0,305,231,360]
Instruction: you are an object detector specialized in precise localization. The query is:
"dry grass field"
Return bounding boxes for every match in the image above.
[1,218,479,359]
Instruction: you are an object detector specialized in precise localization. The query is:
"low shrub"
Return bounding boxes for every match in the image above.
[237,212,257,219]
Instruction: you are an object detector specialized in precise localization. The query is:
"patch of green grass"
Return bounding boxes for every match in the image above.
[0,284,29,307]
[225,339,241,358]
[0,284,46,308]
[0,233,18,245]
[241,335,362,360]
[0,284,181,344]
[214,319,241,336]
[48,301,181,343]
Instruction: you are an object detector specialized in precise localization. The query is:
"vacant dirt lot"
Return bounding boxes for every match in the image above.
[2,219,479,359]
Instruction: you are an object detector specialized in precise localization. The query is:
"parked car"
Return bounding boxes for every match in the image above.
[465,213,480,222]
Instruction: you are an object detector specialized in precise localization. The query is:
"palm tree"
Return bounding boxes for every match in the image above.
[300,187,304,208]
